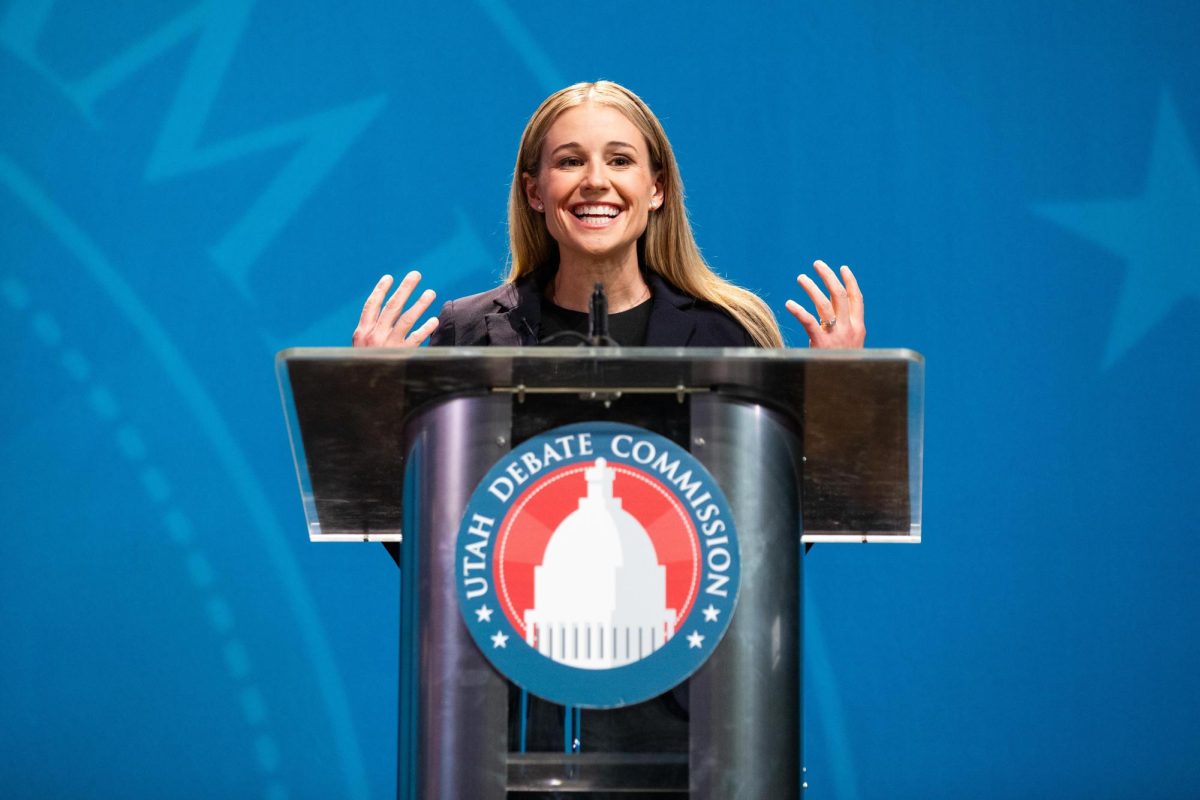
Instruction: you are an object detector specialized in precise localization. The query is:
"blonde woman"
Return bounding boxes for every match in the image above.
[354,81,865,349]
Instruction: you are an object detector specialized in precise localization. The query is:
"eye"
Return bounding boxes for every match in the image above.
[557,156,583,168]
[610,155,633,167]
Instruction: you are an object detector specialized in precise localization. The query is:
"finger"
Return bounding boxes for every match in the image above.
[785,299,824,343]
[840,265,864,316]
[388,288,438,343]
[357,274,393,329]
[404,316,440,346]
[813,259,849,318]
[797,271,834,323]
[378,270,423,330]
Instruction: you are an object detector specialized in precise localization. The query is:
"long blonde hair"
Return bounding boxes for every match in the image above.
[507,81,783,348]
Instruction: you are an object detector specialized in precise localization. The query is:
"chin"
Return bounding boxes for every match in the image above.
[568,241,631,261]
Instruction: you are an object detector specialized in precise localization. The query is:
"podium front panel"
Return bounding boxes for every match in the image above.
[391,388,805,797]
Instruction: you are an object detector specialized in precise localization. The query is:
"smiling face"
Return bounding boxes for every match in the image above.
[524,103,664,269]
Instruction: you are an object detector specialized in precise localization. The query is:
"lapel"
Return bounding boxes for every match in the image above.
[644,272,697,347]
[483,278,541,346]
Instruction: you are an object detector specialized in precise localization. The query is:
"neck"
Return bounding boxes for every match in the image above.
[550,249,649,313]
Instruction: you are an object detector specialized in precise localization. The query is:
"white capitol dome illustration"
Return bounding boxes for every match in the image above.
[524,458,677,669]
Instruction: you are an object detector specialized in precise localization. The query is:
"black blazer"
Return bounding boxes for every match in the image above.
[429,271,755,347]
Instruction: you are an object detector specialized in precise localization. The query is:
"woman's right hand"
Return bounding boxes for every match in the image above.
[352,271,439,347]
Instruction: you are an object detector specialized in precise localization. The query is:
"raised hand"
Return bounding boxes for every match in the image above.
[784,260,866,348]
[352,271,439,347]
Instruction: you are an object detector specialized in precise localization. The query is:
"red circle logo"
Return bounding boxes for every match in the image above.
[493,460,701,667]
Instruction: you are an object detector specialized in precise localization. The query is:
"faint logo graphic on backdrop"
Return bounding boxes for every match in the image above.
[1036,91,1200,368]
[1,0,385,298]
[457,423,740,708]
[0,2,401,796]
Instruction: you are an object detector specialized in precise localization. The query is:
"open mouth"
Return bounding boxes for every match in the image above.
[571,203,622,226]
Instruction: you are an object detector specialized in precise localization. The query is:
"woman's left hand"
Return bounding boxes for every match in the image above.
[785,260,866,348]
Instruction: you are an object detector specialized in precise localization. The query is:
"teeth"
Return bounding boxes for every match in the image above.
[573,205,620,218]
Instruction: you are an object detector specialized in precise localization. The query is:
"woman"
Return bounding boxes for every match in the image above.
[354,81,868,759]
[353,80,865,349]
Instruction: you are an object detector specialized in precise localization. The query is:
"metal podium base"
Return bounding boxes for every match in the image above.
[507,752,689,794]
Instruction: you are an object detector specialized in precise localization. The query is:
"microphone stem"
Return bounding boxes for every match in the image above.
[588,282,611,346]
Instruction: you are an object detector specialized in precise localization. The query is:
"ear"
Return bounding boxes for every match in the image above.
[523,173,543,212]
[651,173,665,210]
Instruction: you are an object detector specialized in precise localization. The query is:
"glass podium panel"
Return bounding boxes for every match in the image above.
[277,347,923,545]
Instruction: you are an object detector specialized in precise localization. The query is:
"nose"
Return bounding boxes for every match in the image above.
[582,161,610,190]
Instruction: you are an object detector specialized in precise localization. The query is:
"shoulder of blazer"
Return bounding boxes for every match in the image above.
[430,280,538,346]
[644,272,756,347]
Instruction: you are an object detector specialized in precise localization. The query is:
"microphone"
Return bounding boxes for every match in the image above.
[541,282,617,347]
[587,282,612,346]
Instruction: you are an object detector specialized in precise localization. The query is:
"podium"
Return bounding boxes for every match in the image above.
[277,347,923,799]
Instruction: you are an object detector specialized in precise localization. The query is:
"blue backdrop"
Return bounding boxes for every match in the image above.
[3,1,1198,797]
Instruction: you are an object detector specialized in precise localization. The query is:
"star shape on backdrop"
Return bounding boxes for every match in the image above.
[687,631,705,649]
[475,604,493,623]
[701,604,721,622]
[1035,91,1200,368]
[491,631,509,649]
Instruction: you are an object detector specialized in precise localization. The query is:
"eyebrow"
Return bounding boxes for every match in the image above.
[550,140,638,155]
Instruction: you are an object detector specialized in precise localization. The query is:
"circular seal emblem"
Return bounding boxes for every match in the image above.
[455,422,740,708]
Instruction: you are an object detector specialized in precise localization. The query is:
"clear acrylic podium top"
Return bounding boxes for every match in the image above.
[277,346,923,545]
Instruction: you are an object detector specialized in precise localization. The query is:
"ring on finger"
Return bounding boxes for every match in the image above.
[819,316,837,331]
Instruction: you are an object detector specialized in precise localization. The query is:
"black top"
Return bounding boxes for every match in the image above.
[539,297,653,346]
[429,270,755,348]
